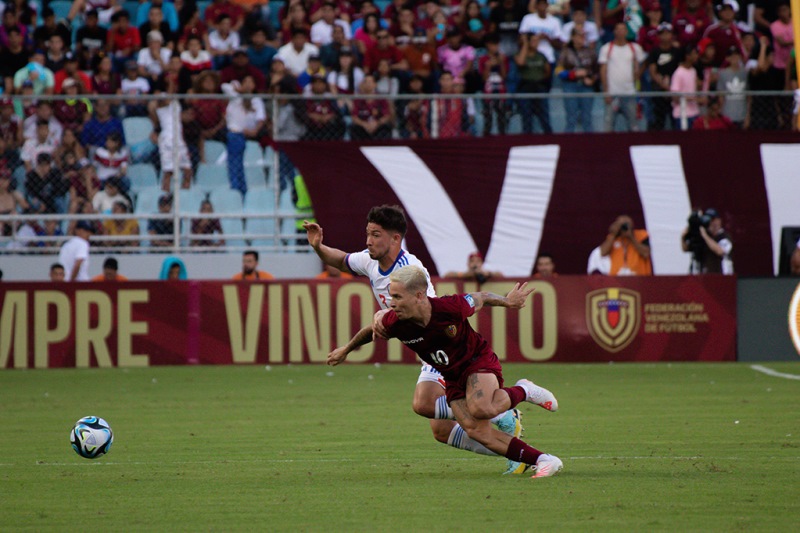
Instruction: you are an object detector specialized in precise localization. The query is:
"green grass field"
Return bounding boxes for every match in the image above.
[1,362,798,532]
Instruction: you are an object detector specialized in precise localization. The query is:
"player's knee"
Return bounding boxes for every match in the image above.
[412,397,434,418]
[467,403,496,421]
[429,420,454,443]
[463,424,491,444]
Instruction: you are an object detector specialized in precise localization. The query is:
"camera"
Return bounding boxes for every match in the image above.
[685,210,712,267]
[619,223,629,232]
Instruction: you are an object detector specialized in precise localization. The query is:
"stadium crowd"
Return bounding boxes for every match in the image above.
[0,0,797,250]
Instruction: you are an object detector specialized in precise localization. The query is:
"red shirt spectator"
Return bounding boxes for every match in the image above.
[364,31,406,73]
[108,20,141,55]
[702,1,745,67]
[205,0,244,30]
[220,52,267,92]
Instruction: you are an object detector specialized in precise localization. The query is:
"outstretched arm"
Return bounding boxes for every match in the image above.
[302,221,349,272]
[327,325,374,366]
[468,282,535,312]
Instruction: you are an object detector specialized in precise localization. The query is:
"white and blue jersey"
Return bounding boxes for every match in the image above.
[344,249,436,310]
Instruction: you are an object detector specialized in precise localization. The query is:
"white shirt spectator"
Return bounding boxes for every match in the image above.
[58,236,90,281]
[137,47,171,76]
[120,76,151,95]
[519,13,563,63]
[20,137,58,165]
[221,82,266,133]
[327,67,365,94]
[560,20,600,44]
[310,19,352,46]
[93,146,130,182]
[92,189,130,214]
[208,30,241,54]
[276,42,320,76]
[180,50,213,71]
[598,41,646,94]
[23,115,63,143]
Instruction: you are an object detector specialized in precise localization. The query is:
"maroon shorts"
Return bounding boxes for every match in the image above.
[443,352,504,404]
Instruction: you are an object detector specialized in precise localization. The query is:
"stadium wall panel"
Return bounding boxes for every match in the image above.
[738,278,800,362]
[0,276,736,369]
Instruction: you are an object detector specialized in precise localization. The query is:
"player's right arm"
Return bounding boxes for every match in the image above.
[327,325,374,366]
[303,220,348,272]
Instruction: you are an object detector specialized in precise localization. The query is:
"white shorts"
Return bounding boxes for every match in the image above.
[159,140,191,172]
[416,363,445,389]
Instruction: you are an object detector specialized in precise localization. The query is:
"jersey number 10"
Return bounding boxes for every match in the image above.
[429,350,449,366]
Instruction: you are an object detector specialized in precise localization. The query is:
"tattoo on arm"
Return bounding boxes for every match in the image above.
[477,292,508,308]
[347,326,374,351]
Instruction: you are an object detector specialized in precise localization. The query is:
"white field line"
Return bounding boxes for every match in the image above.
[1,455,797,467]
[750,364,800,381]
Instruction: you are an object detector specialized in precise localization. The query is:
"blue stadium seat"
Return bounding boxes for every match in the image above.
[123,1,139,21]
[49,1,72,21]
[245,218,276,247]
[209,188,244,213]
[134,187,163,215]
[177,189,204,215]
[197,0,211,21]
[204,140,227,164]
[220,218,246,248]
[195,163,229,191]
[375,0,391,14]
[244,141,264,166]
[268,1,284,29]
[244,189,276,246]
[122,117,154,146]
[127,163,158,191]
[244,167,267,190]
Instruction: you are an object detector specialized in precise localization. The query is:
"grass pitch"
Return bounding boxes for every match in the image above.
[1,362,798,532]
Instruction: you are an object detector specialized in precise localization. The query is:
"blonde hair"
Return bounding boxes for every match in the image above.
[389,265,428,293]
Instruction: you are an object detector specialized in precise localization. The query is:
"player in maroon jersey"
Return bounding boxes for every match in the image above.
[328,265,563,478]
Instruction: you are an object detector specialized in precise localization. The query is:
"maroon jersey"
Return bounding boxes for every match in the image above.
[382,294,494,380]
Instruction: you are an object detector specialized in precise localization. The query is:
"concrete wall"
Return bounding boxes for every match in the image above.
[0,252,322,281]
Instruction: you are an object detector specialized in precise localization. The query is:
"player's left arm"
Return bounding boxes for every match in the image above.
[468,282,535,312]
[327,325,375,366]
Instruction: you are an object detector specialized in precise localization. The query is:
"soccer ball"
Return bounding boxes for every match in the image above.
[70,416,113,459]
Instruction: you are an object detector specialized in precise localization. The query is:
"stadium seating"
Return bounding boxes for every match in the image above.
[209,188,244,213]
[134,187,163,215]
[197,1,211,21]
[269,1,284,29]
[123,1,140,21]
[49,1,72,21]
[220,218,246,248]
[245,167,267,190]
[204,140,227,164]
[195,163,230,191]
[244,141,264,166]
[127,164,159,192]
[178,188,204,215]
[122,117,154,146]
[244,189,277,246]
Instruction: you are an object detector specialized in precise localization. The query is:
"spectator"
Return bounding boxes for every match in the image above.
[0,6,28,48]
[205,0,245,32]
[771,3,793,83]
[489,0,527,57]
[702,0,746,67]
[81,99,125,150]
[232,250,275,280]
[188,71,227,148]
[281,1,313,44]
[222,76,267,196]
[209,14,241,70]
[55,129,88,169]
[54,79,93,134]
[322,23,357,69]
[151,75,193,192]
[349,74,394,139]
[692,96,735,129]
[746,37,784,130]
[480,34,510,136]
[139,4,175,47]
[637,1,663,54]
[91,257,129,281]
[515,33,553,134]
[599,215,652,276]
[159,256,188,279]
[557,28,598,133]
[180,35,214,74]
[148,193,175,247]
[93,134,130,189]
[391,7,419,46]
[0,100,22,150]
[327,47,364,94]
[374,57,400,96]
[443,251,502,283]
[438,28,476,86]
[49,263,66,282]
[587,245,611,275]
[120,60,151,117]
[23,101,63,144]
[603,0,644,42]
[298,54,327,92]
[560,6,599,47]
[58,221,94,282]
[13,51,55,96]
[670,45,702,129]
[108,10,141,73]
[402,75,430,139]
[519,0,563,68]
[302,75,345,139]
[717,46,748,128]
[45,34,69,73]
[92,176,130,214]
[646,23,682,131]
[136,0,180,33]
[0,27,28,94]
[353,13,382,55]
[190,200,224,247]
[137,31,171,85]
[435,71,472,138]
[533,252,557,278]
[400,31,438,90]
[68,0,121,27]
[221,48,267,91]
[102,200,139,248]
[0,170,29,236]
[60,53,96,95]
[674,0,712,49]
[36,220,65,249]
[311,1,352,46]
[75,10,108,71]
[33,7,72,50]
[681,208,733,274]
[177,7,209,52]
[364,28,408,74]
[316,263,354,279]
[277,29,320,77]
[695,37,718,91]
[67,159,100,217]
[21,121,58,172]
[458,0,489,49]
[247,26,278,72]
[599,22,646,132]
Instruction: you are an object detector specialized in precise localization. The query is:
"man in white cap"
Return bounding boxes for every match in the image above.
[701,0,746,66]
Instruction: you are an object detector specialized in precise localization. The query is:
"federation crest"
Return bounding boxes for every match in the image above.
[586,288,641,353]
[445,325,457,338]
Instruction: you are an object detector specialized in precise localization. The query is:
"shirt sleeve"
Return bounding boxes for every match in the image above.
[344,251,369,276]
[438,294,477,321]
[381,310,399,337]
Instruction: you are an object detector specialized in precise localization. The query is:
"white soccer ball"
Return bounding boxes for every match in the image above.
[70,416,113,459]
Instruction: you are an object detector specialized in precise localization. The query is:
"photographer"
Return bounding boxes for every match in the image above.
[599,215,652,276]
[681,208,734,274]
[443,251,502,284]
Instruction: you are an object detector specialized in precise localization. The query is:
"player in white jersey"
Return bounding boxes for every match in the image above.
[304,205,550,474]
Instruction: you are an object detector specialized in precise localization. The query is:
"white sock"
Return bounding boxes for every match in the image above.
[434,395,454,420]
[447,425,497,456]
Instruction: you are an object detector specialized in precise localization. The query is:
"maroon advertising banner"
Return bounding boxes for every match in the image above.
[0,276,736,369]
